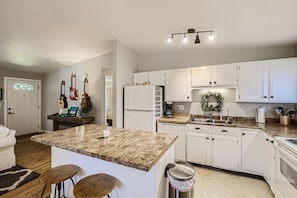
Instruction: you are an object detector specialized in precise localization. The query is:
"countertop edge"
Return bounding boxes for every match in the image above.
[31,129,178,172]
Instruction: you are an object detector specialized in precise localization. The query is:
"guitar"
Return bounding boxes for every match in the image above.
[81,77,92,113]
[69,73,78,100]
[58,80,68,109]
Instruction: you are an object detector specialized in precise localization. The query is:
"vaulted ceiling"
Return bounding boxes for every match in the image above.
[0,0,296,73]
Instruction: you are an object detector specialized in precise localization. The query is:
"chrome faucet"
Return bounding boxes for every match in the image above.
[208,113,215,123]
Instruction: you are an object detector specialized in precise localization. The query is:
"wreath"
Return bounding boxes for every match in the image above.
[201,92,224,112]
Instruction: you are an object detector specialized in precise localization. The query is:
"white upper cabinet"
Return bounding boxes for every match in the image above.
[133,72,148,85]
[165,69,191,102]
[191,66,212,87]
[237,57,297,103]
[237,60,269,102]
[269,58,297,102]
[133,71,165,86]
[212,64,238,86]
[191,64,238,87]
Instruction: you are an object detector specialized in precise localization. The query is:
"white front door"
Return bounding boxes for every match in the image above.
[5,78,40,136]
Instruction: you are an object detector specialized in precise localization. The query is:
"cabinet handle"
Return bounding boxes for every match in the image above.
[214,81,216,84]
[195,127,200,130]
[266,138,269,141]
[212,138,214,141]
[242,133,245,136]
[271,140,274,144]
[209,82,212,85]
[187,96,190,99]
[221,130,228,133]
[206,137,209,140]
[270,96,274,99]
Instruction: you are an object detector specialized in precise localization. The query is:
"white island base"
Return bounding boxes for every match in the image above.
[51,146,174,198]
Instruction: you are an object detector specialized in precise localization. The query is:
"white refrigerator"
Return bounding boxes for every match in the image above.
[124,85,163,132]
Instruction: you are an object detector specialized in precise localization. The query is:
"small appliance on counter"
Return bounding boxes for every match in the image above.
[163,102,174,118]
[255,106,266,123]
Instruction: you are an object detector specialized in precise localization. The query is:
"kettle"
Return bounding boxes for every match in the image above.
[255,107,266,123]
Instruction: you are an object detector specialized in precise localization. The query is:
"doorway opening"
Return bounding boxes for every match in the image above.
[104,75,113,126]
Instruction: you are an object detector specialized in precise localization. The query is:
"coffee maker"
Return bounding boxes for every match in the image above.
[164,102,174,118]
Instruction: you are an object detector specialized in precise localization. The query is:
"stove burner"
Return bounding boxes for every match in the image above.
[286,139,297,145]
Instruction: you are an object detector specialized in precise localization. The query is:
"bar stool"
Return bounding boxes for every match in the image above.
[74,173,116,198]
[39,164,80,198]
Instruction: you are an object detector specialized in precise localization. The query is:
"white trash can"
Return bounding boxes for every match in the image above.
[166,161,195,198]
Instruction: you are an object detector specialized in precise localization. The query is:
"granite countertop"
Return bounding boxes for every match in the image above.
[31,124,177,172]
[158,115,190,124]
[158,115,297,138]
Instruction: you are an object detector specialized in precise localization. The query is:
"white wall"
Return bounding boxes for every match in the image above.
[138,47,295,71]
[112,40,138,128]
[43,53,112,131]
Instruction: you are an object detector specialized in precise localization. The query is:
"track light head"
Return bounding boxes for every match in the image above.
[167,34,173,43]
[194,33,200,44]
[209,32,215,41]
[183,34,188,43]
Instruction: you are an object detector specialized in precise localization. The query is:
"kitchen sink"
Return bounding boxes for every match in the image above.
[192,118,233,125]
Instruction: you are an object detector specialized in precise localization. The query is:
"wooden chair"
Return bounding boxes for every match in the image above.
[74,173,116,198]
[38,164,80,198]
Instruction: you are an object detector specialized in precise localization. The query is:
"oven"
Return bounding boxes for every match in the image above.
[274,137,297,198]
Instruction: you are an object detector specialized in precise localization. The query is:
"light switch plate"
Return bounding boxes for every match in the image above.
[178,105,184,111]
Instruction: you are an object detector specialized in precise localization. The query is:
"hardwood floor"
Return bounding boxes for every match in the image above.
[0,134,51,198]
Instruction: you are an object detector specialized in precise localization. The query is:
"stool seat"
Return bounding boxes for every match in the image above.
[39,164,80,185]
[74,173,116,198]
[39,164,80,198]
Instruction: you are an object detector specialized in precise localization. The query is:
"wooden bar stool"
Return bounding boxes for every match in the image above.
[39,164,80,198]
[74,173,116,198]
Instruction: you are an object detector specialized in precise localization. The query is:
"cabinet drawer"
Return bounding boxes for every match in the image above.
[211,126,241,137]
[186,124,210,134]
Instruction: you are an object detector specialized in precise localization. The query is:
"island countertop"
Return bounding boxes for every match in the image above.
[31,124,177,172]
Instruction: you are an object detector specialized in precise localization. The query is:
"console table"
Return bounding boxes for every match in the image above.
[47,113,95,131]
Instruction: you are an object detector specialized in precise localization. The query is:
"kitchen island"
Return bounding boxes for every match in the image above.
[31,124,177,198]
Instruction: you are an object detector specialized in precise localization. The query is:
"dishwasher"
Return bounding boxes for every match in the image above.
[158,122,185,161]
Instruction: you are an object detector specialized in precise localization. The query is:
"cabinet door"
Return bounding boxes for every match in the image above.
[263,133,275,186]
[186,132,211,165]
[241,130,264,175]
[211,135,239,171]
[212,64,238,86]
[148,71,165,86]
[191,66,212,87]
[269,58,297,103]
[133,72,148,85]
[237,61,269,102]
[158,123,186,161]
[165,69,191,102]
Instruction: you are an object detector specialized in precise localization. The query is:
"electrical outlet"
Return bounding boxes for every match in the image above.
[178,105,184,111]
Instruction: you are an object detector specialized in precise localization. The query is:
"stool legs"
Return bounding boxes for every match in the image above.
[41,179,75,198]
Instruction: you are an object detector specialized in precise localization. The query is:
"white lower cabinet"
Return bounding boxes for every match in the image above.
[211,134,239,171]
[186,124,211,166]
[157,122,186,161]
[186,124,241,171]
[241,129,265,175]
[263,133,276,193]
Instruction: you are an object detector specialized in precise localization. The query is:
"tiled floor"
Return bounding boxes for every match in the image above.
[192,166,274,198]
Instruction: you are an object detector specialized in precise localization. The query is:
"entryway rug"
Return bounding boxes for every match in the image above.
[0,165,40,195]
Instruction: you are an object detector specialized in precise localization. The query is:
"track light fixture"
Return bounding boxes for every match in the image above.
[195,33,200,44]
[167,28,214,44]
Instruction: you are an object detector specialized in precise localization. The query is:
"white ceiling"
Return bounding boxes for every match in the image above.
[0,0,297,73]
